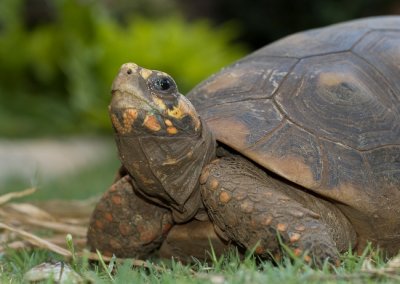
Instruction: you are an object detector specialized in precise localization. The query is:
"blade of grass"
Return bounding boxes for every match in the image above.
[96,249,115,282]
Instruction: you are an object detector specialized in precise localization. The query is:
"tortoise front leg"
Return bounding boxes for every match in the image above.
[200,156,356,266]
[87,175,173,258]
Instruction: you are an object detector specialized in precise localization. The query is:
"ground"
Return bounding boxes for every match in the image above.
[0,137,112,186]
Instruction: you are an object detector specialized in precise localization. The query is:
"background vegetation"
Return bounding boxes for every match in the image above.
[1,0,398,137]
[0,0,246,137]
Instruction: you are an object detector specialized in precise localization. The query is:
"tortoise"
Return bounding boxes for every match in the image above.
[87,16,400,266]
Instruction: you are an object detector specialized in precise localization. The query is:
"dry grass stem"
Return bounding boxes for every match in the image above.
[0,221,71,256]
[0,188,36,205]
[23,218,87,237]
[0,189,165,271]
[7,203,55,220]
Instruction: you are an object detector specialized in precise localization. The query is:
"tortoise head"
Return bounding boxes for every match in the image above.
[110,63,201,137]
[110,63,215,222]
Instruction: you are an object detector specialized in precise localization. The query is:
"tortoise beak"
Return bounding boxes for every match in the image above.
[110,63,155,113]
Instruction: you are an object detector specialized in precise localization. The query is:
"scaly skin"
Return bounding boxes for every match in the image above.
[87,175,173,258]
[200,156,356,266]
[87,174,233,260]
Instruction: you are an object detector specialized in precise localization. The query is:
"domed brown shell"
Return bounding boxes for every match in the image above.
[187,17,400,226]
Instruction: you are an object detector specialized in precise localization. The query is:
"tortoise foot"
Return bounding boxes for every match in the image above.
[87,175,173,258]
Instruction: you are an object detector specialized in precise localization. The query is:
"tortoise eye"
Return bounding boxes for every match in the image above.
[153,76,176,93]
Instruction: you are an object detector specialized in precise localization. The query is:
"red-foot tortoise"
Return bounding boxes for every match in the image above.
[87,16,400,266]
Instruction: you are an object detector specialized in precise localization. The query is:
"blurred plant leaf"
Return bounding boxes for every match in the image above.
[0,0,247,136]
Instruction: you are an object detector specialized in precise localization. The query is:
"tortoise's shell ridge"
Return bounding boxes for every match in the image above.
[187,16,400,248]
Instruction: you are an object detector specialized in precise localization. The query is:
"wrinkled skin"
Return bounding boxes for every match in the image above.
[87,173,232,261]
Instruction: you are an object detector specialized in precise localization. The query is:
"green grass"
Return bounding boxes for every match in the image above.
[1,246,399,283]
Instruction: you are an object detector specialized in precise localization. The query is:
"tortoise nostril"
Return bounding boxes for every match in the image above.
[127,69,132,75]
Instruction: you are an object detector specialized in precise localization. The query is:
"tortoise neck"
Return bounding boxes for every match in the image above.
[114,118,216,223]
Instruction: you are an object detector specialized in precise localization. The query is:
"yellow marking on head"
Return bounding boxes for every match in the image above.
[164,97,201,131]
[111,111,137,135]
[167,106,184,119]
[153,97,167,110]
[122,109,138,131]
[193,115,201,131]
[140,68,153,80]
[167,126,178,135]
[178,96,201,130]
[111,114,124,134]
[143,114,161,131]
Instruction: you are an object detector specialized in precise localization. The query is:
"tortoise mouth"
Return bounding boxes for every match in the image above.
[110,90,156,113]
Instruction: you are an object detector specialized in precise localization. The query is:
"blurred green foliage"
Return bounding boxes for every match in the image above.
[0,0,246,137]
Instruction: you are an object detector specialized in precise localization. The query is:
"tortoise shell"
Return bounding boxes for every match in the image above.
[187,17,400,231]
